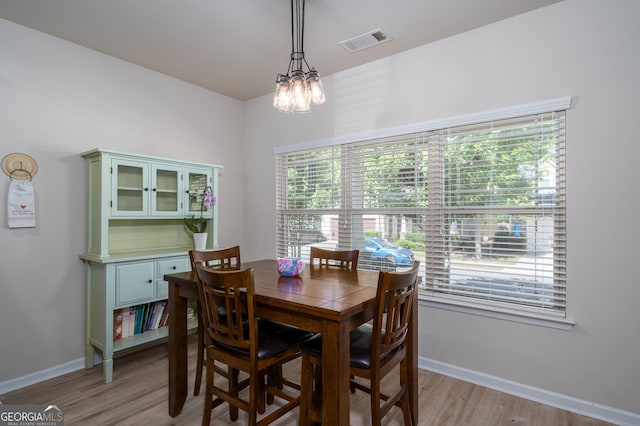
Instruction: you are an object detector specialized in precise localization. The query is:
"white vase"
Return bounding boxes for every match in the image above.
[193,232,208,250]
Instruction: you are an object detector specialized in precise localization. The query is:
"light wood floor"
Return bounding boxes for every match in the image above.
[0,334,613,425]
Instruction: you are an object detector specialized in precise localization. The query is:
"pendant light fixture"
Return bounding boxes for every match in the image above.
[273,0,325,113]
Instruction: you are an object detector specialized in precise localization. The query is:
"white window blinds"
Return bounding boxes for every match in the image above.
[275,105,567,316]
[425,112,566,315]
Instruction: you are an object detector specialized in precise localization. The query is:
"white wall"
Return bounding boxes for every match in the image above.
[244,0,640,419]
[0,18,246,381]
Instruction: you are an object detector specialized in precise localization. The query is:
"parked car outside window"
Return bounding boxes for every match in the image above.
[364,238,415,266]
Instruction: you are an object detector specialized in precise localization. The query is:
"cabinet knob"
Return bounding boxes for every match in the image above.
[152,188,157,192]
[172,266,177,270]
[148,280,153,283]
[144,188,149,192]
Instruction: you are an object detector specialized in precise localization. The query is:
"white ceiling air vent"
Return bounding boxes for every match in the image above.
[339,28,392,53]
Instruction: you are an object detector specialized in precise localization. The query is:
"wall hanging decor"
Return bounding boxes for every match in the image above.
[2,152,38,228]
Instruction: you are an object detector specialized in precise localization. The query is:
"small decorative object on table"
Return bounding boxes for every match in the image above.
[184,186,215,249]
[277,257,305,277]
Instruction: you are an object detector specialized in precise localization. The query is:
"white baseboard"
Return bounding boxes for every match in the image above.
[420,357,640,426]
[0,358,86,395]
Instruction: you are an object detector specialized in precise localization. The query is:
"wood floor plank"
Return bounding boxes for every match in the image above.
[0,335,613,425]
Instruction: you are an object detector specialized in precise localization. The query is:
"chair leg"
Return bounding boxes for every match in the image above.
[370,373,382,426]
[229,367,239,421]
[299,354,312,426]
[400,359,414,426]
[257,371,266,414]
[248,369,262,426]
[194,302,204,396]
[201,357,214,426]
[400,390,413,426]
[266,364,283,405]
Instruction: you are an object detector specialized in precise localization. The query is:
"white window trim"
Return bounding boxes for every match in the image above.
[273,97,572,155]
[421,296,576,330]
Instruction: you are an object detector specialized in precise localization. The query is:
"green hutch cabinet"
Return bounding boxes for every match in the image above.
[80,148,222,383]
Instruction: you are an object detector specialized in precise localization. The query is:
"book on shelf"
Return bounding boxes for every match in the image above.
[141,303,149,334]
[121,308,130,339]
[144,303,155,331]
[152,301,166,330]
[113,309,123,341]
[160,307,169,327]
[128,306,136,337]
[135,304,144,335]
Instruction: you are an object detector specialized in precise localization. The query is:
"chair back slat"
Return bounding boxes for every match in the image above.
[309,247,359,270]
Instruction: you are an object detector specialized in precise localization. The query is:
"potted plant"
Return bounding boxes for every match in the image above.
[184,186,215,250]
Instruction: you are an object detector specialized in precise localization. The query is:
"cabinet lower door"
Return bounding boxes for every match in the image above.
[115,262,155,306]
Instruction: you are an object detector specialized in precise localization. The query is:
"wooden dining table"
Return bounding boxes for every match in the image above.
[165,258,418,425]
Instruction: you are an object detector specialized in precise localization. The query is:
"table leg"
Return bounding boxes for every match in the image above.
[321,320,351,425]
[168,281,188,417]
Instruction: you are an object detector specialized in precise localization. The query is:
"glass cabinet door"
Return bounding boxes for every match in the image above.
[151,164,183,217]
[111,159,149,216]
[184,168,213,218]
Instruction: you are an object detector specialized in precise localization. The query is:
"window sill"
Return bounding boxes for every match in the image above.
[418,294,576,330]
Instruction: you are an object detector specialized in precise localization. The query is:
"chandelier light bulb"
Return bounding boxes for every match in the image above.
[274,74,292,112]
[290,70,310,112]
[307,69,325,105]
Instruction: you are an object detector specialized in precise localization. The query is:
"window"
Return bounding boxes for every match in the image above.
[275,100,568,318]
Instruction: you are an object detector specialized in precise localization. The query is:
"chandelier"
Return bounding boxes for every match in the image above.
[273,0,325,113]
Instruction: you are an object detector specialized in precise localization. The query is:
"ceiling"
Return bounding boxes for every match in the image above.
[0,0,563,101]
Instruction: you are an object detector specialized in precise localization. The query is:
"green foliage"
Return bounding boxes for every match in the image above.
[286,148,340,210]
[365,230,381,238]
[403,232,423,242]
[492,230,527,256]
[444,126,555,208]
[184,216,208,233]
[284,142,428,211]
[359,142,427,209]
[395,239,410,248]
[394,239,425,251]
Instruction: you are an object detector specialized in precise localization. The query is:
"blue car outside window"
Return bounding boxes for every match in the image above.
[364,238,415,266]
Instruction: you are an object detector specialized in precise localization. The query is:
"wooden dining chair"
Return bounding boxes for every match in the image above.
[299,261,420,426]
[309,246,359,270]
[189,246,241,396]
[195,264,314,426]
